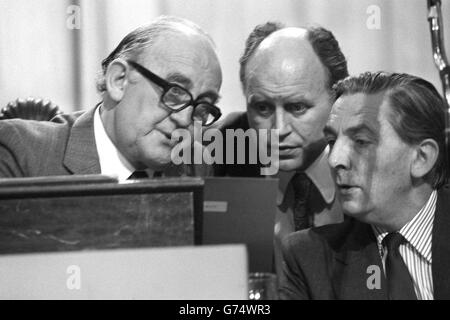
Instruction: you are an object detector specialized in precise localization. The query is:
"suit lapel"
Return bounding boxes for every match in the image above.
[432,186,450,299]
[325,186,450,300]
[63,107,101,175]
[331,219,388,299]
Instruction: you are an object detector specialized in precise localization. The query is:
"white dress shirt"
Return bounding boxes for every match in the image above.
[93,105,136,181]
[372,190,436,300]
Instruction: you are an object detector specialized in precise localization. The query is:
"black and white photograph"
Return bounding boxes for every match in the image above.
[0,0,449,304]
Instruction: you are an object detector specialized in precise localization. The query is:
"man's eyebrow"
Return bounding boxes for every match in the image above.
[289,96,314,106]
[247,93,313,105]
[197,91,221,103]
[166,73,192,89]
[286,98,314,110]
[165,73,220,103]
[346,123,379,138]
[323,123,379,138]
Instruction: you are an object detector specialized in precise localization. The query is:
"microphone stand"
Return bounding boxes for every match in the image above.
[427,0,450,179]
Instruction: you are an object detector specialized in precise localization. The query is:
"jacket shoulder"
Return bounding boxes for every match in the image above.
[283,218,356,255]
[279,220,357,300]
[438,184,450,198]
[209,111,262,177]
[211,111,249,131]
[0,112,83,177]
[0,117,72,147]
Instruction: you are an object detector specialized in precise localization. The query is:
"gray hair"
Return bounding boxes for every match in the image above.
[96,15,213,93]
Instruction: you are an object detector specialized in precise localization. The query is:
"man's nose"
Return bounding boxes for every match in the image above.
[170,105,193,128]
[274,108,292,138]
[328,138,351,170]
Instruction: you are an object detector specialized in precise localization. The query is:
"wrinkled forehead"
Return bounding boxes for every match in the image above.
[327,92,388,134]
[138,30,222,91]
[144,30,219,69]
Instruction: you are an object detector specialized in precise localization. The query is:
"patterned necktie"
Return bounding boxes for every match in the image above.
[128,170,149,180]
[291,172,313,231]
[382,232,417,300]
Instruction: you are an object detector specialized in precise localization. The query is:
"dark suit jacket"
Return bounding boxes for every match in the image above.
[211,111,261,177]
[0,108,100,177]
[280,186,450,300]
[0,106,208,178]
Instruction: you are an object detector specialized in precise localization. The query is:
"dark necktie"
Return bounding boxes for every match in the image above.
[382,232,417,300]
[128,170,149,180]
[291,172,313,231]
[153,171,163,177]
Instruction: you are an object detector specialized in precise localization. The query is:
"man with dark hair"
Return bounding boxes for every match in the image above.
[280,71,450,300]
[0,16,222,179]
[212,22,348,277]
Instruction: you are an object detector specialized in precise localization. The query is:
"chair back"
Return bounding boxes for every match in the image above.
[0,97,62,121]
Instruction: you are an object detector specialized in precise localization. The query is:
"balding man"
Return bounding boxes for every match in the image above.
[212,22,348,276]
[0,16,222,179]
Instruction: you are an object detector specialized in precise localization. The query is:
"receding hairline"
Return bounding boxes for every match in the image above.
[328,90,406,142]
[245,34,328,92]
[97,16,216,93]
[256,27,308,49]
[243,27,329,92]
[134,20,216,62]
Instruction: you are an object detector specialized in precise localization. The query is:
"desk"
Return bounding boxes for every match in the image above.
[0,245,248,299]
[0,176,203,253]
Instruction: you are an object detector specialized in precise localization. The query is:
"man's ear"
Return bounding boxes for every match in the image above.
[105,59,129,103]
[411,138,439,179]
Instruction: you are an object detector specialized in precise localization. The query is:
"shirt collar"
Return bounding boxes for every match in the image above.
[372,189,437,263]
[277,146,336,205]
[93,105,135,181]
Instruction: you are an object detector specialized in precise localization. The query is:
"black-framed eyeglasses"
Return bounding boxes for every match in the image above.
[127,60,222,126]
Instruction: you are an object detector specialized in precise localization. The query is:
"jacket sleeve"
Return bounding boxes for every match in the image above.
[278,233,311,300]
[0,121,26,177]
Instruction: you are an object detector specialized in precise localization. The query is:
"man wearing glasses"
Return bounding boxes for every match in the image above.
[0,16,222,179]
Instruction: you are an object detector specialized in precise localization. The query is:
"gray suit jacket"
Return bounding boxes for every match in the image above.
[0,107,100,177]
[280,186,450,300]
[0,106,210,178]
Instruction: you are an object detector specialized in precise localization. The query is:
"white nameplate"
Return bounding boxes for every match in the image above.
[204,201,228,213]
